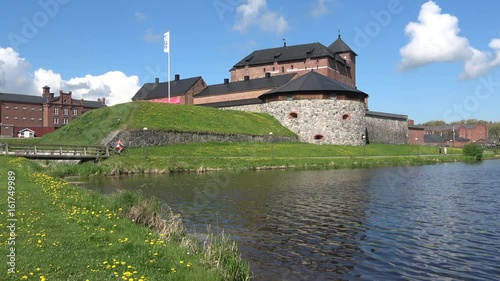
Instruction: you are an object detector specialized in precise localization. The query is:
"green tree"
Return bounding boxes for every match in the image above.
[421,120,446,126]
[489,122,500,142]
[463,143,484,161]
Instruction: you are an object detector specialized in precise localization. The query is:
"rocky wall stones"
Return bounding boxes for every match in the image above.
[109,130,298,148]
[260,99,366,145]
[366,116,409,144]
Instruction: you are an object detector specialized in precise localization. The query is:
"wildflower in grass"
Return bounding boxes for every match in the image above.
[179,260,184,264]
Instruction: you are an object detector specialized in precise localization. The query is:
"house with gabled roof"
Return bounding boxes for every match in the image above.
[132,74,206,105]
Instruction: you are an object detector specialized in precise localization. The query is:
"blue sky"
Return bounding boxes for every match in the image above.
[1,0,499,123]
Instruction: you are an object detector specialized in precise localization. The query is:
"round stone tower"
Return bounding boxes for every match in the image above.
[259,71,368,146]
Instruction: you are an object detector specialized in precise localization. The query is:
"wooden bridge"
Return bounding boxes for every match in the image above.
[0,143,110,161]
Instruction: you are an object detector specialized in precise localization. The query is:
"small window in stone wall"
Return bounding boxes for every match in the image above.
[314,134,324,140]
[288,112,298,119]
[342,114,351,120]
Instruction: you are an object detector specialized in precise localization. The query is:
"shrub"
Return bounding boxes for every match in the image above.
[463,143,484,160]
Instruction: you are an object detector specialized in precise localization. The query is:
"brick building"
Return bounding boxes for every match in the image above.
[132,75,206,104]
[0,86,106,137]
[230,35,357,88]
[424,122,489,147]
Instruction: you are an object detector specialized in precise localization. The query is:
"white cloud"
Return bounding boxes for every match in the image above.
[0,47,140,105]
[399,1,500,79]
[310,0,331,18]
[135,11,147,21]
[0,47,34,94]
[399,1,471,71]
[143,28,162,43]
[234,0,288,35]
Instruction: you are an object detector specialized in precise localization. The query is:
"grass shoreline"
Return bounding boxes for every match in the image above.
[0,157,252,280]
[39,142,497,178]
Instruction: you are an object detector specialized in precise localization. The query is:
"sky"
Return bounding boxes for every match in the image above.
[1,0,499,124]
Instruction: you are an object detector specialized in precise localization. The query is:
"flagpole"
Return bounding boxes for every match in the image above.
[168,43,171,104]
[164,31,171,103]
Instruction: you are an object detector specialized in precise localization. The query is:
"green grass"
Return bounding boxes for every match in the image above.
[30,102,295,146]
[41,142,468,177]
[0,157,250,280]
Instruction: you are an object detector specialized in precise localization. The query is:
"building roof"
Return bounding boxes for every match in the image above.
[424,134,446,143]
[328,35,357,56]
[0,92,44,103]
[1,92,106,108]
[132,76,203,101]
[233,42,348,68]
[261,70,367,97]
[82,100,107,109]
[196,74,296,97]
[366,111,408,120]
[198,98,263,108]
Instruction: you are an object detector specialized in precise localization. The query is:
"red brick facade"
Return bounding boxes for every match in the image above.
[0,86,106,137]
[231,53,356,88]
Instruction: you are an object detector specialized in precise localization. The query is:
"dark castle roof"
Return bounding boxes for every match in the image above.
[233,37,356,68]
[197,74,296,97]
[132,76,203,101]
[262,71,367,97]
[328,35,357,56]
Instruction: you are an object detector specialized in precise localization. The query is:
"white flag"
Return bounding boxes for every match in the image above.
[163,32,170,53]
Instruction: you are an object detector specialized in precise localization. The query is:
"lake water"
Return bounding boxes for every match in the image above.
[80,160,500,280]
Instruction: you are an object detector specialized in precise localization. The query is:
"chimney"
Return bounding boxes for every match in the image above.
[265,72,271,79]
[244,75,250,82]
[407,119,415,126]
[42,86,51,102]
[175,74,180,81]
[155,77,159,84]
[97,98,101,103]
[102,97,106,104]
[224,78,229,84]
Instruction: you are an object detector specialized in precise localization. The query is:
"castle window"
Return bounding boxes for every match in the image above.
[314,134,324,140]
[330,93,337,100]
[63,108,68,116]
[13,116,18,120]
[291,65,294,69]
[31,107,35,111]
[53,118,59,125]
[64,99,67,103]
[63,118,68,125]
[54,108,59,115]
[4,116,8,119]
[273,67,275,71]
[288,112,298,119]
[22,106,26,110]
[30,117,34,121]
[287,94,293,101]
[4,105,9,109]
[342,114,351,120]
[282,66,285,73]
[13,106,18,110]
[38,117,42,121]
[22,116,27,120]
[72,108,78,116]
[263,68,266,73]
[39,107,42,111]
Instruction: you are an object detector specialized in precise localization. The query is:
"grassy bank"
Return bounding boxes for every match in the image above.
[0,157,251,280]
[41,142,474,178]
[34,102,295,146]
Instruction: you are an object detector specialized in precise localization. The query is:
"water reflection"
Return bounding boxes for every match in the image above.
[80,161,500,280]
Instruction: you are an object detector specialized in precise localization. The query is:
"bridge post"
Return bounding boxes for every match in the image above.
[5,143,8,154]
[59,146,63,156]
[34,146,37,155]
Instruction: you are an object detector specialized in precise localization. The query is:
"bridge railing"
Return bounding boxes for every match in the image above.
[0,143,110,159]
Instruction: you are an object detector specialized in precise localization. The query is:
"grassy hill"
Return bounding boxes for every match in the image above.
[39,102,296,145]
